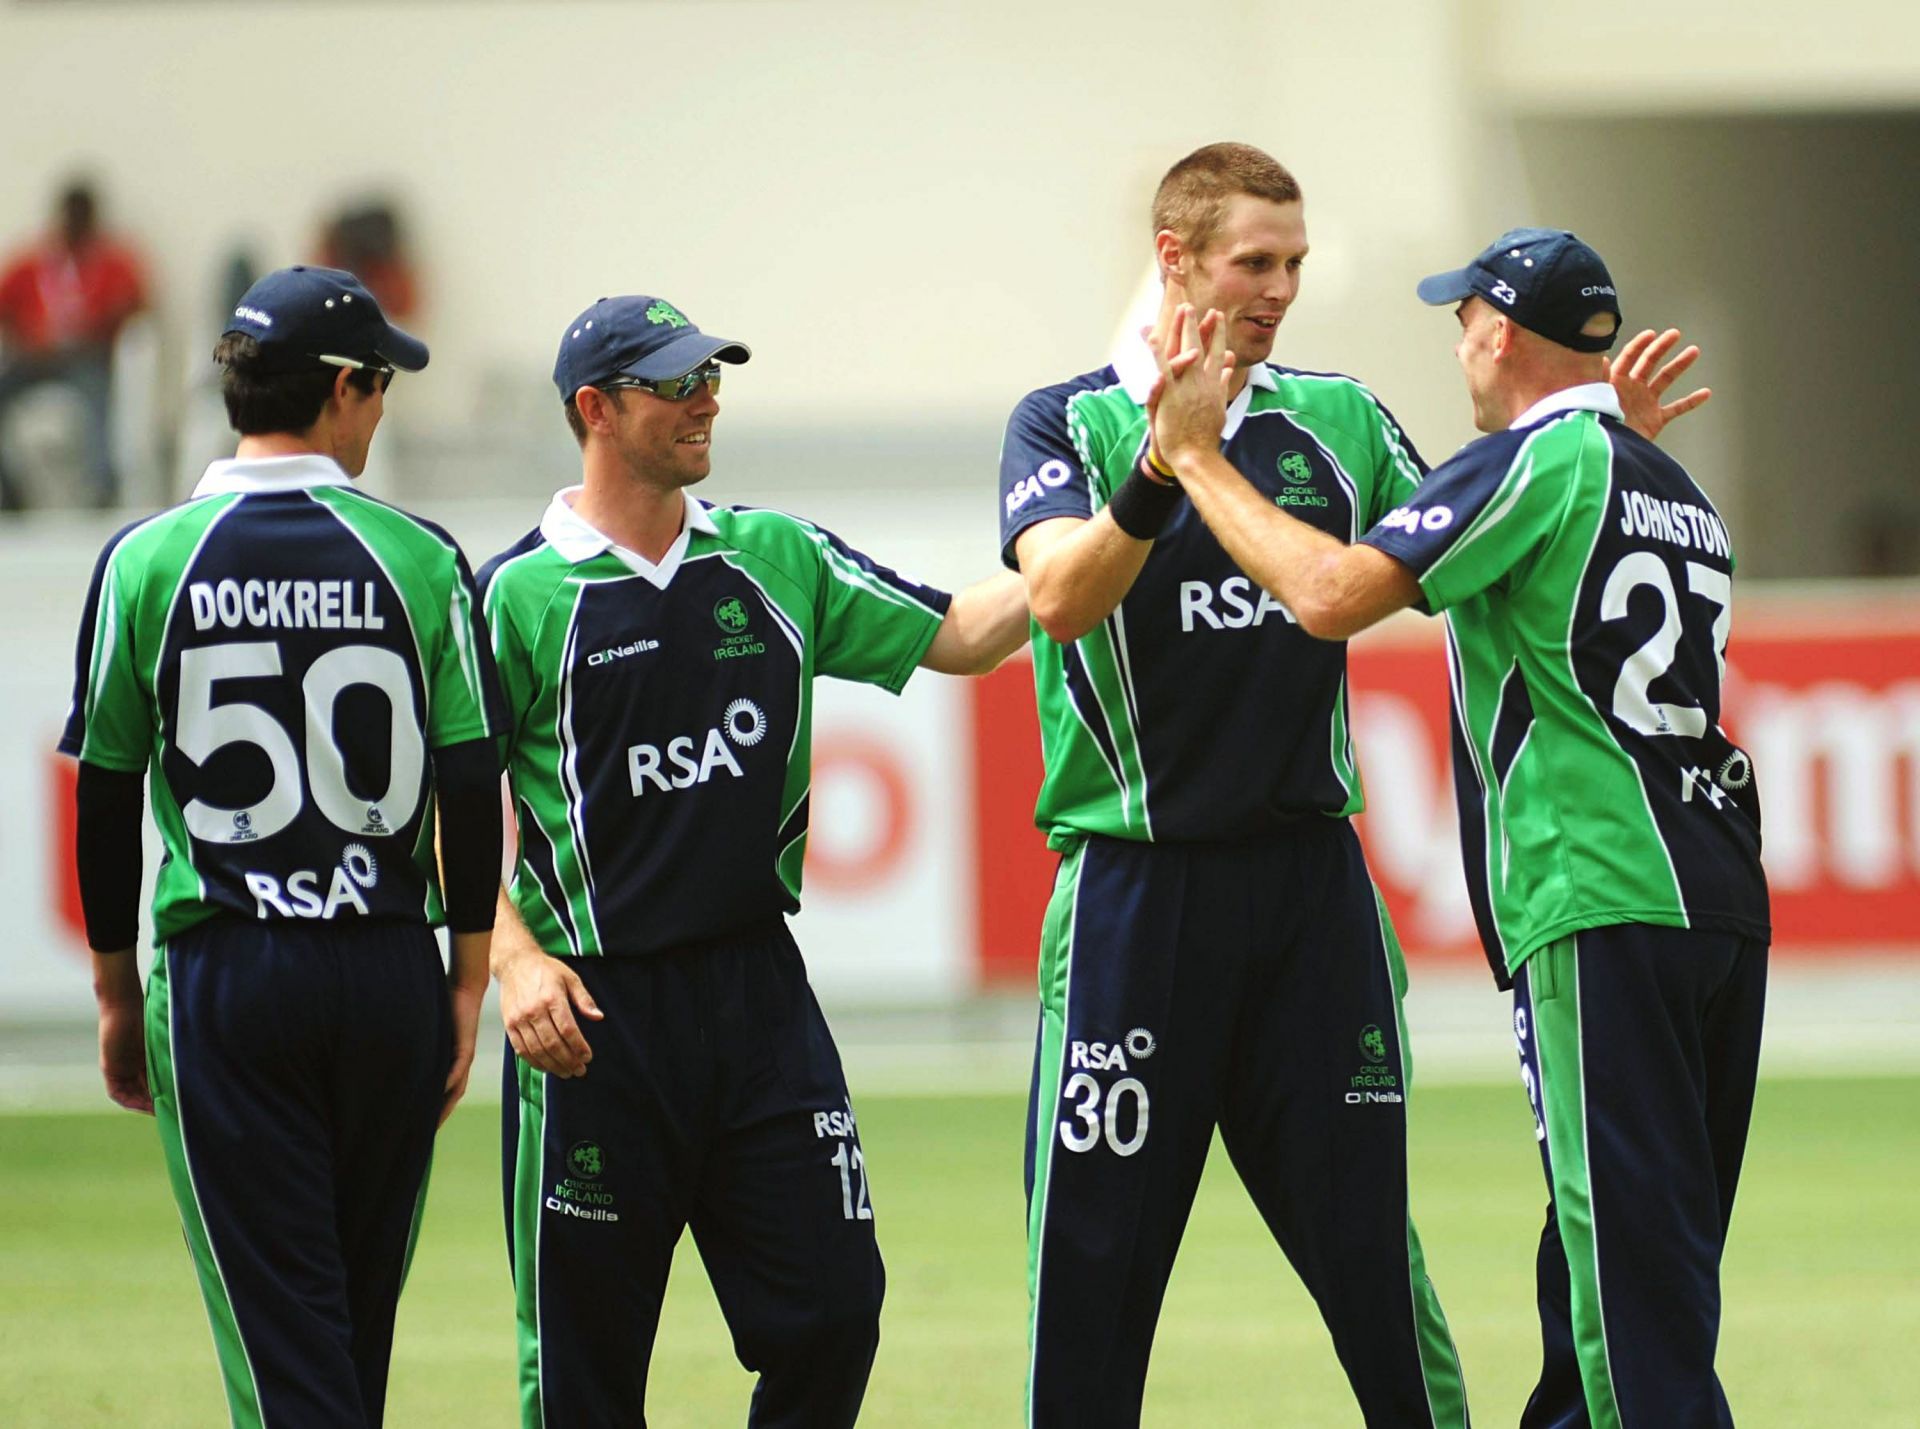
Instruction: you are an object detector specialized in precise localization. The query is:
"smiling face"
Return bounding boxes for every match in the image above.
[586,378,720,488]
[1165,195,1308,370]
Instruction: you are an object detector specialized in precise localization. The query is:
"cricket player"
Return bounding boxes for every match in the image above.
[59,265,506,1428]
[480,293,1028,1428]
[1146,229,1768,1428]
[1001,141,1469,1428]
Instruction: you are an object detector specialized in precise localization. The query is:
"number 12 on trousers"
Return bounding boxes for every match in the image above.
[831,1143,873,1220]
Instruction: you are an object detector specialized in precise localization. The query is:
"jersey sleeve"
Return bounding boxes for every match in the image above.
[1362,388,1431,526]
[57,527,152,772]
[999,385,1098,570]
[1359,431,1571,613]
[425,545,507,751]
[807,524,953,694]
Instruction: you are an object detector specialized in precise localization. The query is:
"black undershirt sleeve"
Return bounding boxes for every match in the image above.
[432,738,503,935]
[74,761,144,953]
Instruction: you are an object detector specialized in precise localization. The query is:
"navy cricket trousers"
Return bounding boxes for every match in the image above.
[146,918,451,1429]
[502,922,885,1429]
[1023,822,1468,1427]
[1514,924,1767,1429]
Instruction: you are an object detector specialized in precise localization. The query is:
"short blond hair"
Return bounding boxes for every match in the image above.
[1151,143,1301,253]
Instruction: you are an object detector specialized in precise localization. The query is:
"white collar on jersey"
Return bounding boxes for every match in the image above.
[1112,330,1278,443]
[1508,382,1623,431]
[539,485,720,590]
[191,453,353,496]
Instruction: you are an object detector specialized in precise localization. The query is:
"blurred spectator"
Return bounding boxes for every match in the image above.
[0,180,147,509]
[317,201,419,320]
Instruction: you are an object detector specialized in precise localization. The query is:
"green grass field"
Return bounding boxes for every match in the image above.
[3,1077,1914,1426]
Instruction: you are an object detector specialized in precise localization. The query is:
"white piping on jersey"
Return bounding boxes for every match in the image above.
[1057,665,1131,825]
[307,489,427,695]
[1100,607,1153,839]
[1241,407,1364,540]
[73,502,217,757]
[1508,382,1621,431]
[554,593,606,953]
[1275,371,1427,497]
[1441,620,1505,969]
[191,452,352,496]
[152,498,243,906]
[1113,332,1277,442]
[538,485,717,589]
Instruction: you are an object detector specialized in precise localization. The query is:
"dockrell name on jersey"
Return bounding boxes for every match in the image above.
[999,344,1426,842]
[479,492,949,958]
[1360,388,1770,982]
[59,458,504,939]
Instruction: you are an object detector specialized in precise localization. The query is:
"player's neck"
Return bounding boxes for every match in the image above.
[234,431,344,469]
[571,469,686,563]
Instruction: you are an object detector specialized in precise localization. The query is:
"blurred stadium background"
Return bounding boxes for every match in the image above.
[2,2,1916,1424]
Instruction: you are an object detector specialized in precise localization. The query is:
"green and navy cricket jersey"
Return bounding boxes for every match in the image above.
[999,340,1427,841]
[1360,384,1770,980]
[478,488,950,957]
[58,454,505,941]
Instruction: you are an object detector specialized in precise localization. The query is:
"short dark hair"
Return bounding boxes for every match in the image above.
[214,332,377,436]
[1152,143,1301,253]
[562,385,626,447]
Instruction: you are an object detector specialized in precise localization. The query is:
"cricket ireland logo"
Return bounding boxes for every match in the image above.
[1358,1024,1387,1064]
[1274,449,1329,510]
[548,1141,619,1223]
[1345,1023,1402,1105]
[646,300,690,329]
[712,593,766,661]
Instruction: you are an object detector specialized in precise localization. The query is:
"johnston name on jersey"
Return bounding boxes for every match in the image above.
[59,456,504,939]
[1000,343,1426,842]
[479,491,950,958]
[1360,385,1770,982]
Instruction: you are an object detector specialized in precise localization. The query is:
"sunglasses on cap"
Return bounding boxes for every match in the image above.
[318,353,396,392]
[598,363,724,402]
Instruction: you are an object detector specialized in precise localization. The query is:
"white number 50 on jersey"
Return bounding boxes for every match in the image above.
[176,641,424,843]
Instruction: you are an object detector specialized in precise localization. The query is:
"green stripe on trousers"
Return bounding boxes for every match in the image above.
[1024,839,1084,1428]
[1531,936,1624,1429]
[146,946,267,1429]
[512,1056,549,1429]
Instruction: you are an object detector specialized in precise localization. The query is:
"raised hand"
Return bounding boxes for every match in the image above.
[1147,304,1235,471]
[1611,328,1711,442]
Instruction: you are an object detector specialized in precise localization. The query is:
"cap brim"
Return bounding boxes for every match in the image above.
[617,331,753,381]
[1415,269,1477,306]
[372,323,430,373]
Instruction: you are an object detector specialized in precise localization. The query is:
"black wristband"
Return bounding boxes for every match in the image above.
[1108,458,1184,540]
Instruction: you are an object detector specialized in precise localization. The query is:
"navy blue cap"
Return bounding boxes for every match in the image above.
[552,295,751,400]
[1417,228,1622,353]
[222,265,428,373]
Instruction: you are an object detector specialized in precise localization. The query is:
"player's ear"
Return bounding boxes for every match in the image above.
[1491,315,1514,362]
[1154,229,1186,283]
[330,365,357,407]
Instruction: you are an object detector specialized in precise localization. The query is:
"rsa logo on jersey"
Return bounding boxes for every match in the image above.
[245,842,381,920]
[627,697,769,796]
